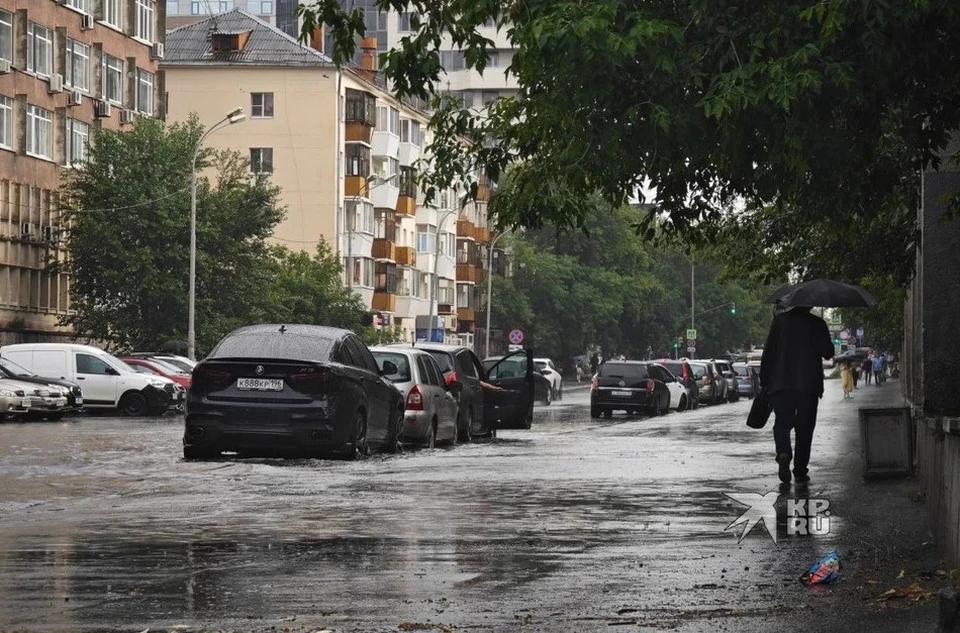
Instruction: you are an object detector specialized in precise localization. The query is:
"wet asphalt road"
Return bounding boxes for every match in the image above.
[0,381,936,632]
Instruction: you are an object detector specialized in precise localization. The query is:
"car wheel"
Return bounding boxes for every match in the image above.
[426,420,437,448]
[557,384,563,401]
[384,407,404,454]
[118,392,149,417]
[543,387,553,406]
[457,409,474,443]
[590,403,601,418]
[603,408,613,419]
[44,412,67,421]
[678,395,687,412]
[348,410,368,460]
[183,445,219,461]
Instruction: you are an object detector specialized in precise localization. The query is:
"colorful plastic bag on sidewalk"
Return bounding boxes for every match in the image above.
[800,550,841,585]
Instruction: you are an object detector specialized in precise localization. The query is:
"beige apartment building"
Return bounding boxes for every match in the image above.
[163,9,496,346]
[0,0,165,340]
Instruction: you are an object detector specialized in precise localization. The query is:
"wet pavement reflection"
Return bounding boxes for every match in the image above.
[0,384,910,631]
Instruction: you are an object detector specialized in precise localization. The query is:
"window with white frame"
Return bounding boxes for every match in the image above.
[66,118,90,166]
[251,92,274,118]
[349,200,374,234]
[66,0,92,14]
[103,55,124,104]
[250,148,273,173]
[400,119,421,146]
[259,1,273,15]
[416,224,435,253]
[65,40,91,92]
[135,0,155,43]
[438,280,454,306]
[27,22,54,77]
[26,105,53,160]
[352,257,374,288]
[136,69,155,114]
[190,1,201,14]
[103,0,123,27]
[376,106,401,135]
[439,231,455,256]
[0,95,12,150]
[487,51,500,67]
[0,11,12,62]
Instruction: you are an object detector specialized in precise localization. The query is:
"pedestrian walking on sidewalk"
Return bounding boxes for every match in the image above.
[840,363,854,399]
[576,365,584,383]
[862,357,873,385]
[759,306,835,484]
[872,354,884,386]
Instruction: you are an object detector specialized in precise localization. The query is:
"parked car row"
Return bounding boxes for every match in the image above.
[182,325,540,460]
[0,343,190,421]
[590,357,748,419]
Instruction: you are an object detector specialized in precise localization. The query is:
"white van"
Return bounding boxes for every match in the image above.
[0,343,181,416]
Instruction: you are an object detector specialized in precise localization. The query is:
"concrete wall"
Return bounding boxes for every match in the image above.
[917,419,960,566]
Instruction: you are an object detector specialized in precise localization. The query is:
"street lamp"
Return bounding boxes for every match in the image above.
[484,230,507,357]
[188,106,245,361]
[427,206,459,343]
[346,173,396,290]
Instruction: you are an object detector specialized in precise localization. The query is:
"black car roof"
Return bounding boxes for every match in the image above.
[384,342,469,353]
[225,324,351,339]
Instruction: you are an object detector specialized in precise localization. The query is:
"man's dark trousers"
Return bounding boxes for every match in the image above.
[771,389,819,477]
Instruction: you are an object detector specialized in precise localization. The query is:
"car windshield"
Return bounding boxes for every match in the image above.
[661,362,682,376]
[157,356,196,372]
[372,352,412,382]
[149,358,189,375]
[426,351,454,374]
[210,333,335,362]
[485,355,528,379]
[688,364,707,379]
[734,365,751,376]
[0,357,36,377]
[598,363,648,379]
[534,361,547,371]
[131,365,155,375]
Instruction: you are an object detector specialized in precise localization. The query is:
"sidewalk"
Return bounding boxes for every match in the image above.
[773,378,944,632]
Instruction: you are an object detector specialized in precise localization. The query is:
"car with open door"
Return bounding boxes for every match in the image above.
[485,353,552,405]
[184,324,405,460]
[481,348,536,430]
[646,362,688,411]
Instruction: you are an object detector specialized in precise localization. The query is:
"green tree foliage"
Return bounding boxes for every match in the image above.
[61,117,392,354]
[487,201,776,365]
[300,0,959,272]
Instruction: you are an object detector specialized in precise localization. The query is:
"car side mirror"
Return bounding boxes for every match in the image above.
[446,380,463,396]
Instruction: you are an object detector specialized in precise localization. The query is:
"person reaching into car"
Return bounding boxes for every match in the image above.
[480,380,503,392]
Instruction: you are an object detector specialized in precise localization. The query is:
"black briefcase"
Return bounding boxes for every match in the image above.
[747,389,773,429]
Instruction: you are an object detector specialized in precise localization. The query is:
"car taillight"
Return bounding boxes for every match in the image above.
[591,376,598,391]
[406,384,424,410]
[288,369,337,393]
[646,380,655,393]
[191,365,231,391]
[444,371,458,386]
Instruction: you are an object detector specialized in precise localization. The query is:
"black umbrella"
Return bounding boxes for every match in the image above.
[766,279,877,308]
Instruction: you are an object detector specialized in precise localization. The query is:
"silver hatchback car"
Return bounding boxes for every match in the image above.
[370,347,459,448]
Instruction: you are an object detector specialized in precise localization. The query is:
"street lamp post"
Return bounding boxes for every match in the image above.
[484,231,506,358]
[346,174,396,291]
[427,207,458,344]
[188,107,245,361]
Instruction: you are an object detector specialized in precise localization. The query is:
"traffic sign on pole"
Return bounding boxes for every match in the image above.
[686,346,696,354]
[686,329,697,340]
[508,328,524,345]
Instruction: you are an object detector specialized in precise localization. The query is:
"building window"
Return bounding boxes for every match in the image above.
[345,89,377,126]
[352,257,374,288]
[0,95,12,150]
[250,148,273,173]
[251,92,274,118]
[398,11,420,32]
[438,281,454,306]
[27,22,54,78]
[488,51,500,68]
[416,224,435,253]
[66,0,92,14]
[345,144,370,178]
[26,105,53,160]
[377,106,400,135]
[374,208,396,242]
[0,10,12,62]
[375,262,398,294]
[103,55,124,104]
[136,69,155,115]
[400,119,421,146]
[166,1,178,16]
[103,0,122,27]
[439,50,465,71]
[190,1,201,14]
[135,0,155,43]
[259,1,273,14]
[348,200,374,234]
[65,40,91,92]
[66,118,90,166]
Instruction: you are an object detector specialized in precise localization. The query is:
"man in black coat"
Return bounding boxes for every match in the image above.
[759,306,835,483]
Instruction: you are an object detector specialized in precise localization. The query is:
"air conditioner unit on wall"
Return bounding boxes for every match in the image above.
[119,109,136,125]
[20,222,36,238]
[80,14,95,30]
[0,59,10,74]
[95,100,111,118]
[47,74,63,94]
[151,42,164,60]
[68,90,83,106]
[42,226,62,243]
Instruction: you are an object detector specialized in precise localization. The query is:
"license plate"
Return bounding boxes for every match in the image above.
[611,390,632,397]
[20,398,30,408]
[236,378,284,391]
[55,398,67,407]
[75,398,83,405]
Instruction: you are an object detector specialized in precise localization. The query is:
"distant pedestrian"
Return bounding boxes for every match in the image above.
[862,358,873,385]
[576,365,584,383]
[872,354,883,386]
[852,364,859,389]
[759,306,835,484]
[840,363,854,399]
[589,353,599,377]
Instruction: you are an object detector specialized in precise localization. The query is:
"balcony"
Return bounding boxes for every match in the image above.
[372,291,396,313]
[372,238,396,261]
[474,225,490,243]
[457,219,475,239]
[399,141,420,167]
[395,246,416,266]
[438,303,455,315]
[457,307,476,323]
[396,195,416,216]
[345,123,372,144]
[344,176,368,199]
[371,182,400,210]
[456,263,478,283]
[476,266,487,284]
[477,183,491,202]
[372,131,400,159]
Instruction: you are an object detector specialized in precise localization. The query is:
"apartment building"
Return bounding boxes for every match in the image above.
[0,0,165,337]
[163,9,495,346]
[164,0,295,33]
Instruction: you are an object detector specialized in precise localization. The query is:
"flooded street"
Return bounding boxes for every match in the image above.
[0,382,936,632]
